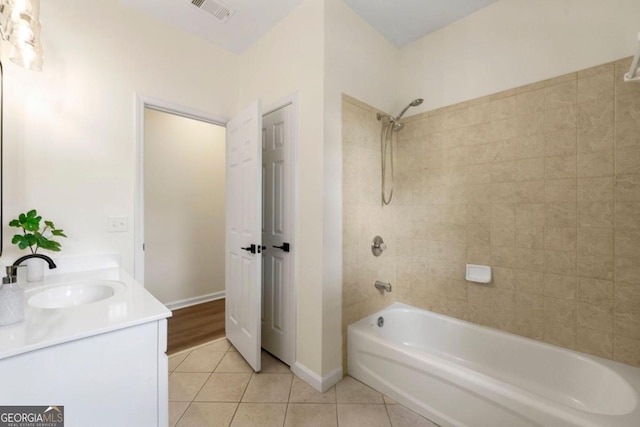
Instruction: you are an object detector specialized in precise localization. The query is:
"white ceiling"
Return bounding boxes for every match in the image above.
[343,0,499,48]
[120,0,305,54]
[120,0,499,54]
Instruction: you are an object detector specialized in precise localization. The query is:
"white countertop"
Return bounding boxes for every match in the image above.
[0,266,171,360]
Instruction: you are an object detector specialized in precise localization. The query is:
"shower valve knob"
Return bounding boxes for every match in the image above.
[371,236,386,257]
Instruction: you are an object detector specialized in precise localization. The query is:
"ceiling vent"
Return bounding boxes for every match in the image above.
[189,0,235,23]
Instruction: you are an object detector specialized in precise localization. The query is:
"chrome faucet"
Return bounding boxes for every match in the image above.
[12,254,57,275]
[375,281,392,292]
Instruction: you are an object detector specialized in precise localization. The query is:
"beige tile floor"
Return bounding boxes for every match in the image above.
[169,338,440,427]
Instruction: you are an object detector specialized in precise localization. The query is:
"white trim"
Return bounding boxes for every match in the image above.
[263,92,299,368]
[139,95,228,126]
[135,92,300,379]
[263,94,293,115]
[157,319,169,427]
[133,94,228,285]
[164,291,226,311]
[291,362,343,393]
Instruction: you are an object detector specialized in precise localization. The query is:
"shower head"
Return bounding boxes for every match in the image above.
[395,98,424,121]
[377,98,424,132]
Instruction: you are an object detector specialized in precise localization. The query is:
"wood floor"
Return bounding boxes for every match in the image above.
[167,299,225,355]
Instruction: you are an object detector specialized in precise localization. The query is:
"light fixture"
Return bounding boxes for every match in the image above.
[0,0,43,71]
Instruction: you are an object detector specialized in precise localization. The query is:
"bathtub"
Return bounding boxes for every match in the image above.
[347,302,640,427]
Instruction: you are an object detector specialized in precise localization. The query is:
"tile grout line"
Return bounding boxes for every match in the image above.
[285,373,295,427]
[181,371,214,423]
[170,339,237,426]
[227,345,251,426]
[281,375,291,427]
[168,353,182,427]
[574,71,578,351]
[383,402,393,426]
[169,335,229,358]
[172,339,227,408]
[170,338,436,426]
[173,401,192,427]
[612,63,618,362]
[169,349,196,427]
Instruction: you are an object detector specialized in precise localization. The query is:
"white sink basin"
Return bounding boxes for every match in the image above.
[28,281,124,309]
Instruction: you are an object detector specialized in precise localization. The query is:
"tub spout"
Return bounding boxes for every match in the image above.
[375,281,392,292]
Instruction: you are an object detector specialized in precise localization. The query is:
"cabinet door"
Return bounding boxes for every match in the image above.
[0,322,162,427]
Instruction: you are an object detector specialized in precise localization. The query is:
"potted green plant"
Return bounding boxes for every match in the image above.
[9,209,67,281]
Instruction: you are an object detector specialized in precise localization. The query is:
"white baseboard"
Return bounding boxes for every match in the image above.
[291,362,343,393]
[165,291,225,311]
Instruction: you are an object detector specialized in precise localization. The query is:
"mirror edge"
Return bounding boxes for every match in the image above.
[1,60,4,257]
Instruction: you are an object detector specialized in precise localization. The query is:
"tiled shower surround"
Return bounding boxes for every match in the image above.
[342,57,640,369]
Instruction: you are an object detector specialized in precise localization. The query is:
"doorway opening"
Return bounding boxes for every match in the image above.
[143,108,226,307]
[135,95,298,369]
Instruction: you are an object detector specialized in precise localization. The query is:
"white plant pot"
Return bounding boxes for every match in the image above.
[26,257,45,282]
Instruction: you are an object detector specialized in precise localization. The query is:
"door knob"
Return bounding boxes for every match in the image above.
[273,242,290,252]
[241,244,257,254]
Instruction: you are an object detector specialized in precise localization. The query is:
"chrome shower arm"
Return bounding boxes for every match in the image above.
[395,98,423,120]
[395,104,412,121]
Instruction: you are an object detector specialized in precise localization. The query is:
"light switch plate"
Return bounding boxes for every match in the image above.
[108,216,128,233]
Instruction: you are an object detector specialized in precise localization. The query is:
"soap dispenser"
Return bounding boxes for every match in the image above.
[0,266,25,326]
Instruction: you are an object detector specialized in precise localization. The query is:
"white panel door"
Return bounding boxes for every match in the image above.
[225,100,262,372]
[262,105,293,365]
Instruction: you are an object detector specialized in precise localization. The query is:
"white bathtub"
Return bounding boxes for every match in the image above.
[348,302,640,427]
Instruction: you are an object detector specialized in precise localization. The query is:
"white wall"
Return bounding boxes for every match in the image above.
[399,0,640,114]
[144,109,225,305]
[236,0,400,381]
[236,0,326,375]
[1,0,238,272]
[322,0,399,374]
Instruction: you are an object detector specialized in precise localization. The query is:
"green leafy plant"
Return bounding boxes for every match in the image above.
[9,209,67,253]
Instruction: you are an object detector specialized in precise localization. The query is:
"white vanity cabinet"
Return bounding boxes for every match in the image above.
[0,319,168,427]
[0,264,171,427]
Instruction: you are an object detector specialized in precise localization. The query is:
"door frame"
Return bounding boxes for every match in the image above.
[134,94,228,285]
[262,92,299,366]
[133,92,299,368]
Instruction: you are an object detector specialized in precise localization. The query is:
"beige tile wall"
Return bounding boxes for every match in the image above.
[342,95,397,370]
[342,58,640,367]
